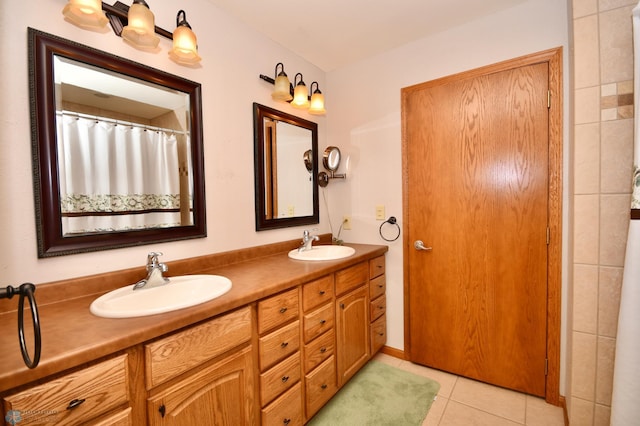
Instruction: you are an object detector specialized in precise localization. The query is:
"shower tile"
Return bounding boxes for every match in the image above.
[599,6,635,84]
[574,15,600,88]
[598,266,623,337]
[594,403,612,426]
[601,108,618,121]
[599,194,631,266]
[599,0,639,11]
[575,87,601,124]
[574,194,600,264]
[617,105,634,118]
[595,336,616,405]
[601,118,634,193]
[573,264,599,333]
[574,123,601,194]
[574,0,598,18]
[617,80,633,94]
[571,331,597,400]
[570,396,595,425]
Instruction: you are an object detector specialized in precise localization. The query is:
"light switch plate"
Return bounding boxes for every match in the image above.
[375,205,385,220]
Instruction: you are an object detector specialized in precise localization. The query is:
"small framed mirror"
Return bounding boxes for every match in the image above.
[29,28,206,257]
[253,103,319,231]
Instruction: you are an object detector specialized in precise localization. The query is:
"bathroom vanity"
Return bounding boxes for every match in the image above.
[0,236,387,425]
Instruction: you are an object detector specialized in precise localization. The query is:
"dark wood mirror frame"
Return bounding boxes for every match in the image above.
[253,103,319,231]
[28,28,206,257]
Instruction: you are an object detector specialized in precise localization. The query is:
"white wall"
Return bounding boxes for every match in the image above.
[324,0,570,390]
[0,0,327,284]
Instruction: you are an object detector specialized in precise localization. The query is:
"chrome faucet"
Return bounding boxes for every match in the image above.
[133,252,170,290]
[298,230,320,252]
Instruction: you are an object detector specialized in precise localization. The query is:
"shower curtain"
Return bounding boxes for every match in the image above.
[610,2,640,424]
[57,115,181,234]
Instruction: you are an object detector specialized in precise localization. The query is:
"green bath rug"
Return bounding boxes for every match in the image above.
[307,360,440,426]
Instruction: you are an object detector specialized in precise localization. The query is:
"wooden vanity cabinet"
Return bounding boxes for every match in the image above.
[257,288,303,426]
[369,255,387,354]
[335,262,370,387]
[145,307,255,426]
[2,354,131,426]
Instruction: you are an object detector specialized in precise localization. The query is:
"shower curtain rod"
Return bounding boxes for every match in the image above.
[57,110,189,136]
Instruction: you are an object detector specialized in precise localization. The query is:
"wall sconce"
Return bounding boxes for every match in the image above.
[318,146,346,187]
[61,1,201,66]
[259,63,326,115]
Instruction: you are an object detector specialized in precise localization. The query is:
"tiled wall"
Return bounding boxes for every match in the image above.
[571,0,636,424]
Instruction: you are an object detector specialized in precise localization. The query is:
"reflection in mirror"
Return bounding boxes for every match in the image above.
[28,28,206,257]
[253,103,319,231]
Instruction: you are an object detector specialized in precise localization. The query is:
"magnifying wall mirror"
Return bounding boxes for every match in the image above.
[253,103,319,231]
[318,146,346,187]
[28,28,206,257]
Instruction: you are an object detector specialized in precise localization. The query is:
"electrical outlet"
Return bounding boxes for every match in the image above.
[343,216,352,230]
[375,205,385,220]
[288,205,295,217]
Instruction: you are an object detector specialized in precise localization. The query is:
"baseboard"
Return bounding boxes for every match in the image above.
[380,345,405,360]
[559,396,568,425]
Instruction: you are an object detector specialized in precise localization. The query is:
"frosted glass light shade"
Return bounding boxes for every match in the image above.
[309,91,326,115]
[272,74,293,102]
[62,0,108,30]
[122,2,160,49]
[169,25,201,65]
[291,83,310,109]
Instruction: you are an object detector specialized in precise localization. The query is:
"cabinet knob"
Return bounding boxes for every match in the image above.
[281,375,289,383]
[320,347,327,353]
[159,405,166,418]
[320,319,326,325]
[66,398,86,410]
[281,341,289,348]
[279,307,287,314]
[321,384,328,389]
[283,419,291,425]
[319,290,326,295]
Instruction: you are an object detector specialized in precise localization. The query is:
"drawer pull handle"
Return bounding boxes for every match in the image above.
[378,284,384,288]
[279,307,287,314]
[159,404,166,418]
[66,398,86,410]
[281,341,289,348]
[321,384,328,389]
[379,332,385,336]
[320,347,327,353]
[284,419,291,425]
[320,319,326,325]
[281,375,290,383]
[319,290,326,295]
[340,303,345,309]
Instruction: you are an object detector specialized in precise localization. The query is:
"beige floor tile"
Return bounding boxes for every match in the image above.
[372,352,403,367]
[397,360,459,399]
[525,395,565,426]
[450,377,526,423]
[439,400,521,426]
[422,395,448,425]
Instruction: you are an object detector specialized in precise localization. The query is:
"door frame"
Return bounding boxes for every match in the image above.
[401,47,563,405]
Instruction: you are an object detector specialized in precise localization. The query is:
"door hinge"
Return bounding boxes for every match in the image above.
[544,358,548,376]
[546,227,550,245]
[547,90,551,109]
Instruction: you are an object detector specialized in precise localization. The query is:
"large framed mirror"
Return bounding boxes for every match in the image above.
[28,28,206,257]
[253,103,319,230]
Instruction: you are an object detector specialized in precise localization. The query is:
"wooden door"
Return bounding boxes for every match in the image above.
[402,51,562,398]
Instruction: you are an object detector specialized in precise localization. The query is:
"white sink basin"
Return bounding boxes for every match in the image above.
[90,275,232,318]
[288,245,356,261]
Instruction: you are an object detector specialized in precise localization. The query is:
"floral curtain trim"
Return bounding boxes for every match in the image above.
[633,166,640,210]
[60,194,181,214]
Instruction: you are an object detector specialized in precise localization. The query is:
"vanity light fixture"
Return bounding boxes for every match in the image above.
[259,63,326,115]
[121,0,160,50]
[291,73,310,109]
[169,10,201,65]
[61,1,201,66]
[62,0,109,30]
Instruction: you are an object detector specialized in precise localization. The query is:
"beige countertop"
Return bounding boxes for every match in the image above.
[0,241,387,394]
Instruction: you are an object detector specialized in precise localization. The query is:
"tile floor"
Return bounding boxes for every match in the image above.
[373,353,566,426]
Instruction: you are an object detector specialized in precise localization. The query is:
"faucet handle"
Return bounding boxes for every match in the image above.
[147,252,163,266]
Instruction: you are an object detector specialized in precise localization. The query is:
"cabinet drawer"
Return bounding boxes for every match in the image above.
[259,320,301,371]
[371,314,387,354]
[145,306,252,388]
[335,262,368,296]
[260,353,301,407]
[258,288,300,334]
[303,329,335,374]
[369,274,386,300]
[369,255,385,278]
[261,382,303,426]
[302,275,334,312]
[370,295,386,322]
[305,356,337,419]
[302,303,334,344]
[3,355,129,426]
[91,407,132,426]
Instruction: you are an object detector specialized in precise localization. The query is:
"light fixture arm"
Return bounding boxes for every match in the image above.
[102,1,173,40]
[176,9,191,29]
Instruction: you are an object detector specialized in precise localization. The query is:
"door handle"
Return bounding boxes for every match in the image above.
[414,240,432,251]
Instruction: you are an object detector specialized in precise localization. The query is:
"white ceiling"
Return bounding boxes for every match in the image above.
[205,0,528,71]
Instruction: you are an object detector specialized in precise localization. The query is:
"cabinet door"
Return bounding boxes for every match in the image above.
[335,285,370,386]
[147,346,255,426]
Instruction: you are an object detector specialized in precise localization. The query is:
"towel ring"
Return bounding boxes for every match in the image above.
[379,216,401,242]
